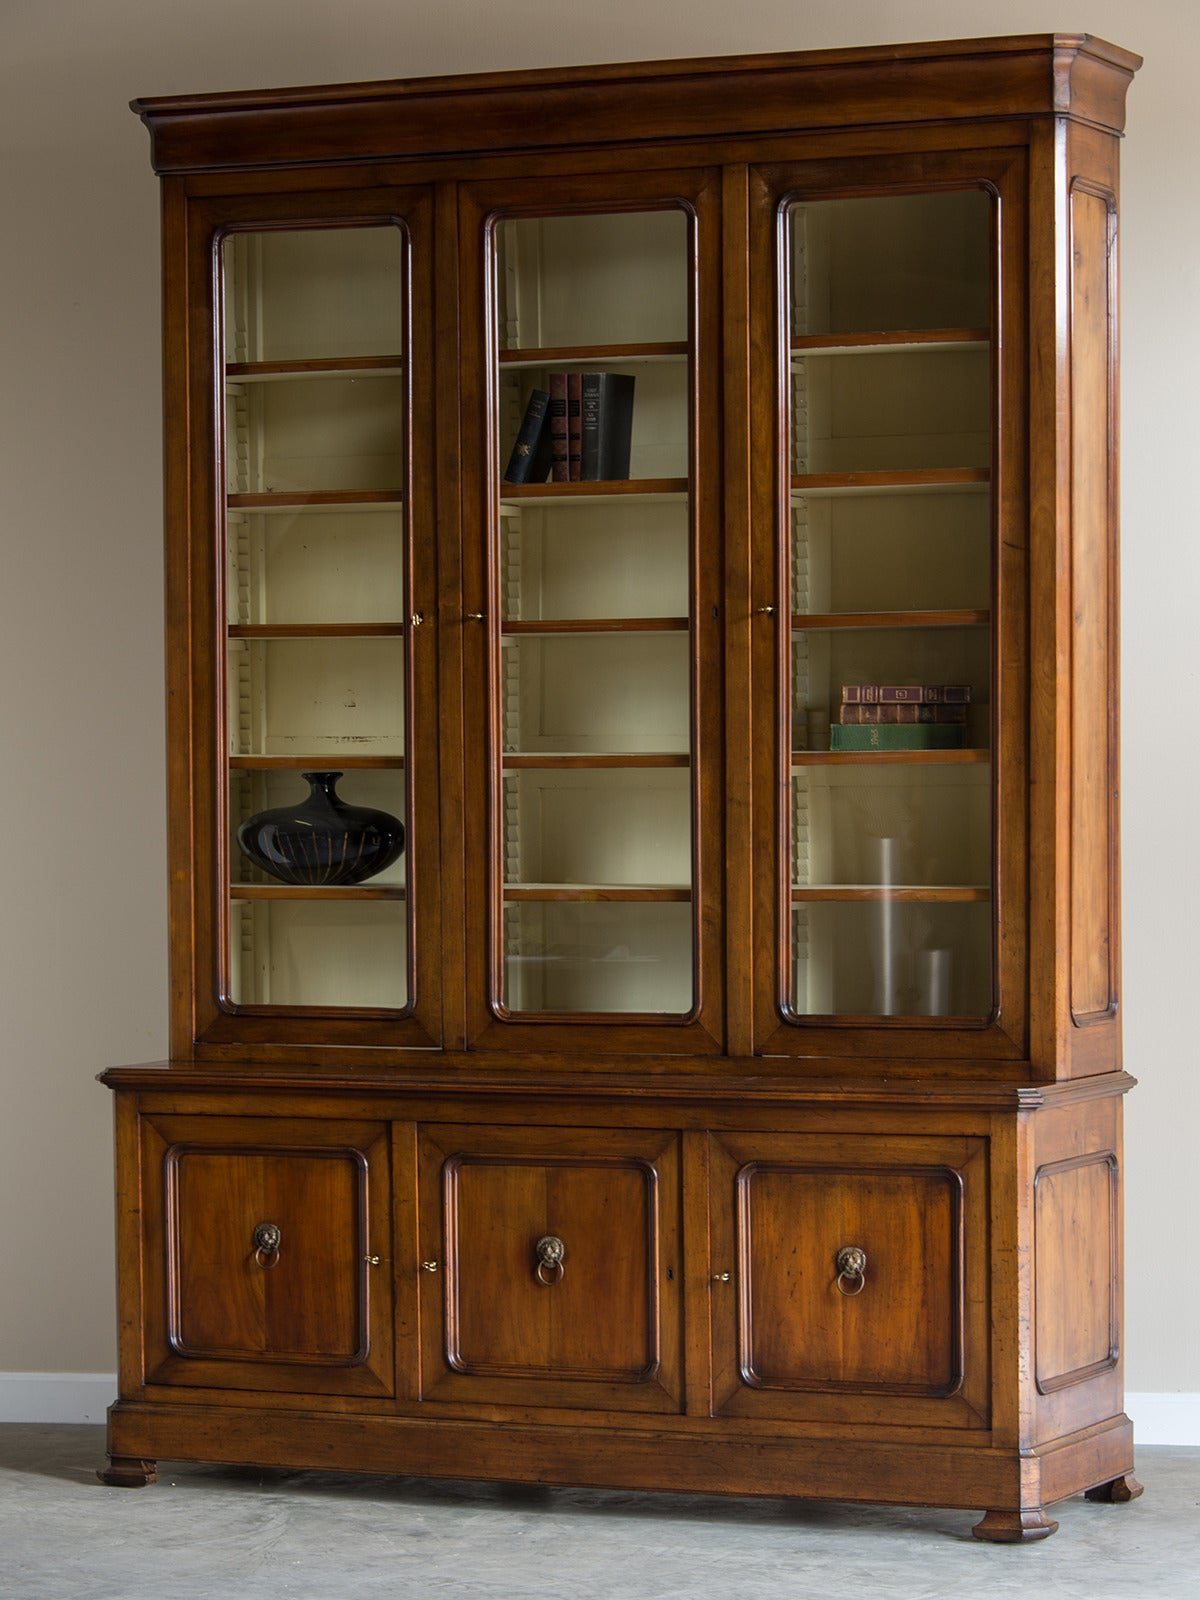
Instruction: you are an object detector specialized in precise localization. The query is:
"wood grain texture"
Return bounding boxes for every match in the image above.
[132,36,1140,174]
[417,1125,682,1413]
[140,1114,393,1396]
[1068,178,1119,1027]
[111,36,1141,1538]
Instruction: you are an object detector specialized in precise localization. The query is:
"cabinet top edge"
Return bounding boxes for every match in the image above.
[130,34,1141,175]
[98,1062,1138,1112]
[130,34,1140,115]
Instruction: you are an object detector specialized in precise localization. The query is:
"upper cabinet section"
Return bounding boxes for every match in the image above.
[142,38,1137,1075]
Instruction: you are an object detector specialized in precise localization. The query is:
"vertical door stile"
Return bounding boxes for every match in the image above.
[722,163,755,1061]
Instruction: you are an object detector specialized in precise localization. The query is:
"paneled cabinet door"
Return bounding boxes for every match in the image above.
[141,1115,393,1396]
[417,1125,682,1413]
[709,1132,989,1430]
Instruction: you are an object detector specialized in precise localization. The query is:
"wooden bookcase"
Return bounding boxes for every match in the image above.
[101,34,1142,1542]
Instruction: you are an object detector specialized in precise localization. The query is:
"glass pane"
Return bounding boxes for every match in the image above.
[789,192,991,336]
[227,508,404,626]
[785,190,994,1022]
[224,375,405,495]
[493,206,694,1016]
[791,347,990,475]
[791,487,990,616]
[500,497,688,621]
[232,769,407,888]
[502,633,690,757]
[791,625,989,754]
[226,637,407,760]
[225,228,403,361]
[504,903,693,1015]
[229,900,407,1009]
[503,769,691,888]
[792,902,992,1018]
[221,224,410,1012]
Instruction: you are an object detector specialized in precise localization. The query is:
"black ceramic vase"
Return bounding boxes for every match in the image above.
[237,770,405,886]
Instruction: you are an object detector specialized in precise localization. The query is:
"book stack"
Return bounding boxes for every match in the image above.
[502,373,636,484]
[830,684,970,751]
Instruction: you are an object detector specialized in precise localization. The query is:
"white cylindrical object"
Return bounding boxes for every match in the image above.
[874,836,900,1015]
[915,947,953,1017]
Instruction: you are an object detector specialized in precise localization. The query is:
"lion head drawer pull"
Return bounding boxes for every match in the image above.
[252,1222,282,1269]
[835,1244,867,1296]
[534,1234,565,1286]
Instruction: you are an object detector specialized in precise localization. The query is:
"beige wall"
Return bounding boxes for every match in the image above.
[0,0,1194,1399]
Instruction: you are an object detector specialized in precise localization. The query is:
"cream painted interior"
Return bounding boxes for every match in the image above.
[0,0,1194,1405]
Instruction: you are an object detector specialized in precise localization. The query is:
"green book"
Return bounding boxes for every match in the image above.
[829,722,965,751]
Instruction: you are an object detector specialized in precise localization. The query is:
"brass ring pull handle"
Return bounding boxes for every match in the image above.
[535,1234,565,1286]
[253,1221,281,1269]
[835,1245,867,1296]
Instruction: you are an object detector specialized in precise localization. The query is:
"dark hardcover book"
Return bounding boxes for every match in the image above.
[567,371,583,481]
[841,683,971,704]
[830,723,965,751]
[838,702,968,724]
[548,372,569,482]
[582,371,640,476]
[580,371,636,480]
[502,388,551,483]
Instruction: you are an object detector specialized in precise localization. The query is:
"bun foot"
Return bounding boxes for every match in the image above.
[972,1508,1059,1542]
[1085,1474,1144,1503]
[98,1455,157,1487]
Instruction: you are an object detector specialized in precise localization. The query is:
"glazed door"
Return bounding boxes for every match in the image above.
[748,149,1030,1063]
[457,169,725,1055]
[170,184,441,1054]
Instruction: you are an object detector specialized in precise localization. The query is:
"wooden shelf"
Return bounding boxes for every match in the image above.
[504,885,691,902]
[793,609,989,631]
[792,749,988,766]
[229,755,405,770]
[791,328,989,354]
[226,356,405,380]
[500,479,687,501]
[791,469,990,496]
[227,623,406,639]
[227,489,404,511]
[231,883,406,900]
[499,341,688,368]
[501,617,688,635]
[792,885,989,903]
[502,753,689,769]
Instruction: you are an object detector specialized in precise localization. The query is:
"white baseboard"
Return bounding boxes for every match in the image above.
[0,1374,116,1424]
[0,1375,1197,1444]
[1125,1392,1200,1447]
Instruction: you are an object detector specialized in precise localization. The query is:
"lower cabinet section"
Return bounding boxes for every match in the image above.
[140,1114,393,1396]
[108,1079,1137,1535]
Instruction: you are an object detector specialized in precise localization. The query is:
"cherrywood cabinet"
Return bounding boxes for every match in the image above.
[102,33,1142,1542]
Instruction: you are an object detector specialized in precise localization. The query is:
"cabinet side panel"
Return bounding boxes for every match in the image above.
[1034,1153,1117,1390]
[1068,178,1118,1028]
[1028,1089,1127,1454]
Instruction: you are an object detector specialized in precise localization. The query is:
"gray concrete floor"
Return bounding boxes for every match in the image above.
[1,1427,1196,1599]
